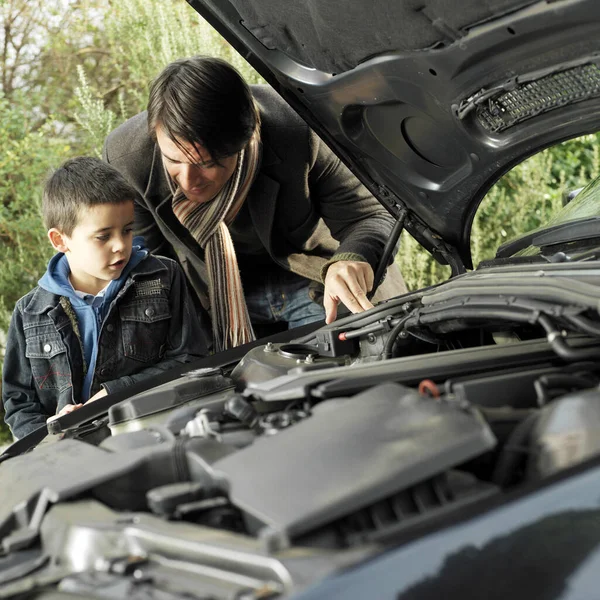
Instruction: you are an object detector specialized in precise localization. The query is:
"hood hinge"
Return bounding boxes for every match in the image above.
[408,216,467,276]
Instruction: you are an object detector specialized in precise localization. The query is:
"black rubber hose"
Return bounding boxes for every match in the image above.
[492,411,539,487]
[382,305,534,359]
[538,314,600,360]
[381,314,412,359]
[566,314,600,336]
[418,309,600,361]
[533,373,598,406]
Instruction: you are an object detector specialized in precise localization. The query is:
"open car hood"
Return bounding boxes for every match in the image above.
[187,0,600,268]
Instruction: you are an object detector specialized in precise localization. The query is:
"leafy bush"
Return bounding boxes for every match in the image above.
[0,93,72,443]
[74,0,264,156]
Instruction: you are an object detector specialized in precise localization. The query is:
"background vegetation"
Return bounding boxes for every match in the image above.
[1,0,599,442]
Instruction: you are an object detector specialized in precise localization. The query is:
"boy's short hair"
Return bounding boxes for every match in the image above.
[43,156,140,236]
[147,55,260,163]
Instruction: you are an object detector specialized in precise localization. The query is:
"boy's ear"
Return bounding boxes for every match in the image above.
[48,228,69,253]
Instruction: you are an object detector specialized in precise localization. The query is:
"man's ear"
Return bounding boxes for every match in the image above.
[48,228,69,253]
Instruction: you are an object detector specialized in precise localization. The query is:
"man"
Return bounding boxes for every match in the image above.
[103,56,406,351]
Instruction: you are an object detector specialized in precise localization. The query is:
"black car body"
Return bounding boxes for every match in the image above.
[3,0,600,598]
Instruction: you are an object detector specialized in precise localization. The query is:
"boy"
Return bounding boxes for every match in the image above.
[2,157,210,439]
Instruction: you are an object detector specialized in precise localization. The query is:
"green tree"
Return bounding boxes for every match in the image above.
[74,0,264,156]
[1,0,118,146]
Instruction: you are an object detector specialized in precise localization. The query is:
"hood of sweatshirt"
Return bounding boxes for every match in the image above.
[38,236,148,303]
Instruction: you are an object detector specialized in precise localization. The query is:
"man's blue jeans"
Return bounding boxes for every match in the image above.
[243,270,325,332]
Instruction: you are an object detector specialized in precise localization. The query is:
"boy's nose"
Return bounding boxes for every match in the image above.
[112,237,126,253]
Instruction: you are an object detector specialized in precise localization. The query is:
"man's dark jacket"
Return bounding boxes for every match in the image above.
[103,85,406,312]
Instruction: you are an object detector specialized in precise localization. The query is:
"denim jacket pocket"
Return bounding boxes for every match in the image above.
[25,332,72,392]
[120,297,171,363]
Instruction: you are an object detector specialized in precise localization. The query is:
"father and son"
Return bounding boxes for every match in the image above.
[3,56,406,439]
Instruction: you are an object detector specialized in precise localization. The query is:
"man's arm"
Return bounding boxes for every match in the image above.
[99,261,210,395]
[307,132,398,322]
[2,307,51,439]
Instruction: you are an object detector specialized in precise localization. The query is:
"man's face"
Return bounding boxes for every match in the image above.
[53,201,135,296]
[156,125,239,204]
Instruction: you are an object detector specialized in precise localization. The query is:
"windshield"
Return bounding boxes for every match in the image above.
[545,173,600,226]
[497,173,600,258]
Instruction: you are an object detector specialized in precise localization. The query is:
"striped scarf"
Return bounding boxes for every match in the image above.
[170,132,259,352]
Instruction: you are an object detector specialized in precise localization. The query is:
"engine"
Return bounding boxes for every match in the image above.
[4,286,600,558]
[4,270,600,598]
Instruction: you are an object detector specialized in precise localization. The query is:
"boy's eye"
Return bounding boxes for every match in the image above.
[96,235,109,242]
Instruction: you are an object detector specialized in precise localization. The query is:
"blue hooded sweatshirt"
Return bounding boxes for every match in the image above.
[38,237,148,402]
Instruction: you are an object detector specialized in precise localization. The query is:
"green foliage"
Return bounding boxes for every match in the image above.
[74,0,264,155]
[1,1,119,151]
[472,134,600,268]
[73,65,118,158]
[0,93,71,443]
[395,233,451,291]
[0,94,71,331]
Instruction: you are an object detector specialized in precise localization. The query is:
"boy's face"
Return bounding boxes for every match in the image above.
[49,201,135,296]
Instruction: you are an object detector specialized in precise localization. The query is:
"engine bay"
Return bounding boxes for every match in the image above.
[3,263,600,598]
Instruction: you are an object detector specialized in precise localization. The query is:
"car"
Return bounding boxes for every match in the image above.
[3,0,600,598]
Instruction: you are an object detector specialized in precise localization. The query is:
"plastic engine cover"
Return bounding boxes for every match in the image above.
[213,382,496,540]
[529,388,600,479]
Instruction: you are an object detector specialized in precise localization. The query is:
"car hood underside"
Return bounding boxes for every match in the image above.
[189,0,600,266]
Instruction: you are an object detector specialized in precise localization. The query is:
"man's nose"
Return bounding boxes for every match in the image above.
[178,163,202,188]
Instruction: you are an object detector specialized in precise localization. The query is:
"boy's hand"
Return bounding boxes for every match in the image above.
[88,388,108,402]
[47,403,83,423]
[45,389,106,425]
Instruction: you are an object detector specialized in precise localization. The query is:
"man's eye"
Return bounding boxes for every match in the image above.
[124,228,133,234]
[96,235,109,242]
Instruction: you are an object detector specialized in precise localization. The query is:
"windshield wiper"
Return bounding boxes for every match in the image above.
[496,217,600,258]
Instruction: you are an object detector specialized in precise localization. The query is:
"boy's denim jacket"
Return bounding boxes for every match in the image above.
[2,255,210,439]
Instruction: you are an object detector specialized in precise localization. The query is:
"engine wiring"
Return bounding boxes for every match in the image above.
[373,295,600,362]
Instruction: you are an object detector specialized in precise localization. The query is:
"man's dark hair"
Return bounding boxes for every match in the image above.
[147,55,260,162]
[43,156,140,236]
